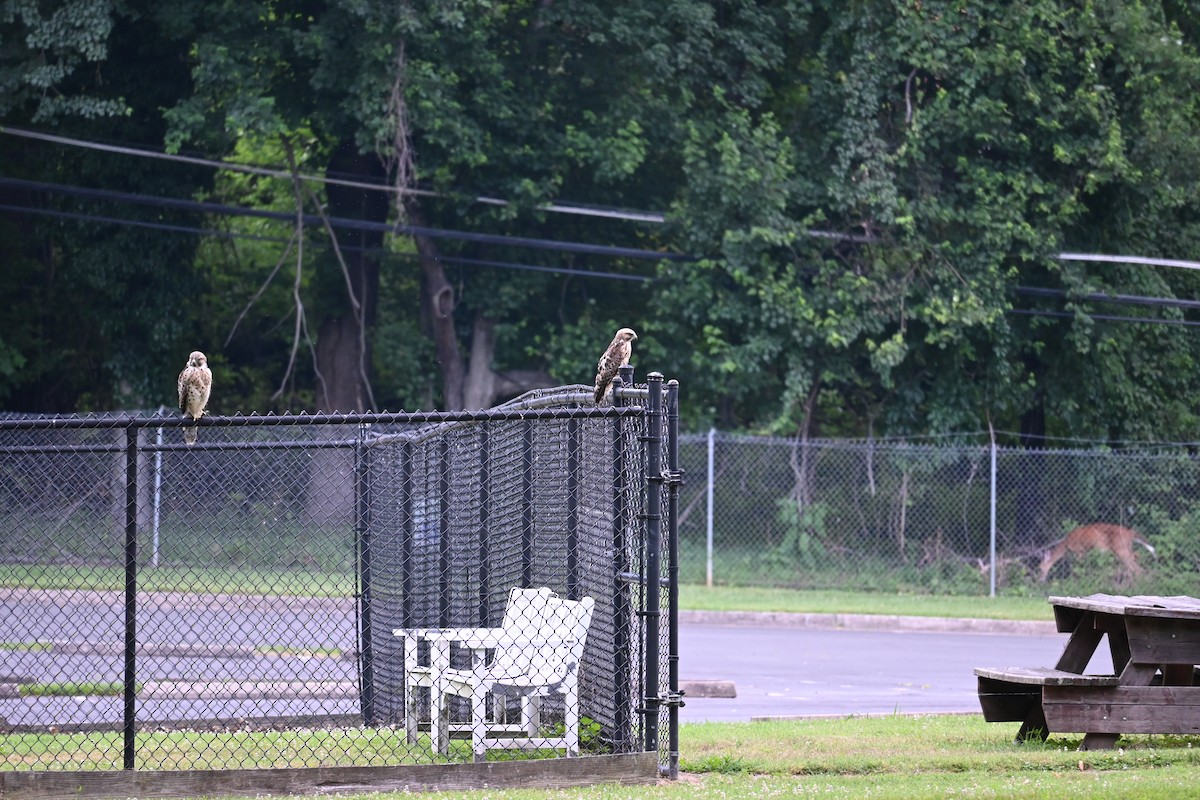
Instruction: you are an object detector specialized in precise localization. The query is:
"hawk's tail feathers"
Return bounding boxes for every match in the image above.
[183,426,198,446]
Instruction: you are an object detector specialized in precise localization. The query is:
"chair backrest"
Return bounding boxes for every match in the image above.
[499,586,555,634]
[489,589,595,687]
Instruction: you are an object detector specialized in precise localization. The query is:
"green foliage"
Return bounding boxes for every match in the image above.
[691,753,746,774]
[7,0,1200,443]
[767,500,829,571]
[19,681,134,697]
[1140,507,1200,595]
[0,0,131,121]
[659,0,1200,439]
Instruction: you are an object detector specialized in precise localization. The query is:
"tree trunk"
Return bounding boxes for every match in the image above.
[308,139,388,525]
[408,204,467,410]
[314,315,364,412]
[462,314,557,410]
[1013,353,1047,551]
[415,238,466,410]
[407,203,558,411]
[463,315,498,411]
[790,380,822,511]
[313,138,388,412]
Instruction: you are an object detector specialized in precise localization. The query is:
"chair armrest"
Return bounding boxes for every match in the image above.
[392,627,579,650]
[393,627,511,649]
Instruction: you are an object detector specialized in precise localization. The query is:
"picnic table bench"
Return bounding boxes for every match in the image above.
[976,593,1200,749]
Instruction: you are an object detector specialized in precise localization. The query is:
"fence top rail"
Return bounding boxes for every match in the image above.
[0,405,647,432]
[676,431,1200,459]
[0,386,657,433]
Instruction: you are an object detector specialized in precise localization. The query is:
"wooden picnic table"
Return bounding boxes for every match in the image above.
[976,593,1200,749]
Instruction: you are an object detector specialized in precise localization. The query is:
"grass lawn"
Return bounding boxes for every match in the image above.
[176,715,1200,800]
[1,568,1060,621]
[679,583,1056,621]
[5,581,1196,798]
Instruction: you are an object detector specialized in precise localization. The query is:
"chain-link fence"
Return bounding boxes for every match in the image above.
[680,431,1200,596]
[0,374,680,782]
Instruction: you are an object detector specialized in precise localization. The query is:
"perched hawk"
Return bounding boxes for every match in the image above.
[593,327,638,404]
[177,350,212,446]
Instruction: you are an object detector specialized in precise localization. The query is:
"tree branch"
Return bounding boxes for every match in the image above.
[225,229,297,348]
[273,137,328,404]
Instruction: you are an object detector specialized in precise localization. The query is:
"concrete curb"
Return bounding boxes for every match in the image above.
[679,609,1057,636]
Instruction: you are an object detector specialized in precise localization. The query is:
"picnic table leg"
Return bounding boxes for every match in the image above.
[1105,626,1130,675]
[1042,611,1137,749]
[1078,663,1158,751]
[1079,732,1119,750]
[1055,613,1104,673]
[1015,702,1050,743]
[1163,664,1195,685]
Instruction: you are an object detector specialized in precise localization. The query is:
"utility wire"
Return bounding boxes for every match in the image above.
[1008,308,1200,328]
[1059,252,1200,272]
[1015,285,1200,311]
[0,175,687,262]
[1,124,877,240]
[0,202,651,282]
[0,124,668,223]
[10,127,1200,276]
[11,176,1200,299]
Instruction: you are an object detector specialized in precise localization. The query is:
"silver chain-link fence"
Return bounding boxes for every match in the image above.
[0,376,680,779]
[680,432,1200,597]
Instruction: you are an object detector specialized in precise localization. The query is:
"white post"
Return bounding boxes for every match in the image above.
[988,429,997,598]
[706,427,715,588]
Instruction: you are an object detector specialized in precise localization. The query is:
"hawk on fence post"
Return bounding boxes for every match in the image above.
[593,327,638,404]
[177,350,212,446]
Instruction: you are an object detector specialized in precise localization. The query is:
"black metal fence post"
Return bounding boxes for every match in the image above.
[400,441,414,626]
[665,379,682,778]
[355,424,375,723]
[521,419,534,588]
[566,416,581,599]
[643,373,663,753]
[122,423,138,771]
[478,425,491,624]
[438,436,451,626]
[610,371,631,747]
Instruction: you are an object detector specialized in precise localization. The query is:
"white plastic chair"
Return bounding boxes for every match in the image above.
[395,587,595,761]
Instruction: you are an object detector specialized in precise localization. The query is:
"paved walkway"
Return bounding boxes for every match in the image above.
[676,612,1068,722]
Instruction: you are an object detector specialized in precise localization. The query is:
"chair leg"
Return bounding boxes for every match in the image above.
[472,682,490,763]
[430,645,451,756]
[404,686,420,746]
[565,681,579,756]
[403,638,420,746]
[521,695,538,737]
[429,684,452,756]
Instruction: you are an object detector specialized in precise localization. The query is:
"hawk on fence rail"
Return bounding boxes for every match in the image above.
[177,350,212,446]
[593,327,638,404]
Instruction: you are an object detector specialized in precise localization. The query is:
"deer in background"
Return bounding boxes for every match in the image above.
[1039,523,1156,583]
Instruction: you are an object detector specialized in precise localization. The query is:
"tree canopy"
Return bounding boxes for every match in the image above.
[5,0,1200,443]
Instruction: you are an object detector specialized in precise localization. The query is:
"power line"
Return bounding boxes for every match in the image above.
[391,251,650,282]
[0,124,668,223]
[1015,285,1200,312]
[13,125,1200,275]
[0,175,687,262]
[0,201,650,282]
[1058,252,1200,272]
[1008,308,1200,328]
[1,124,879,241]
[0,202,275,243]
